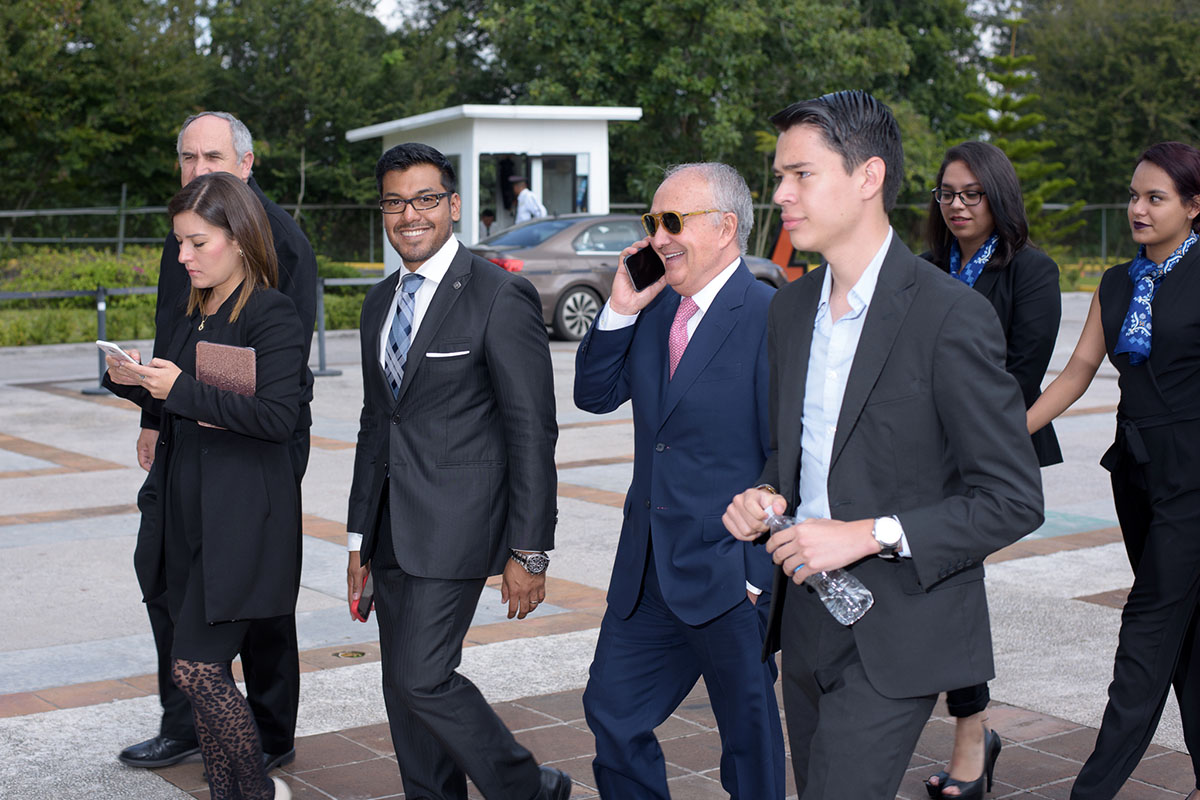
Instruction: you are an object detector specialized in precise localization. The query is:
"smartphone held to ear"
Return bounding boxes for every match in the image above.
[624,246,665,293]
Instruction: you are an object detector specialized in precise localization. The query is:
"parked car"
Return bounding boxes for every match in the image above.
[469,214,789,340]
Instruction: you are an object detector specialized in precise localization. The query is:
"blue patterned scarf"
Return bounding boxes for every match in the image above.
[1115,231,1197,365]
[948,233,998,288]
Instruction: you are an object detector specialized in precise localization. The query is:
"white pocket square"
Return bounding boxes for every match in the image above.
[427,350,470,358]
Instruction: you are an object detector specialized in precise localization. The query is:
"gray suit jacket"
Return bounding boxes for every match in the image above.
[347,244,558,579]
[761,235,1043,698]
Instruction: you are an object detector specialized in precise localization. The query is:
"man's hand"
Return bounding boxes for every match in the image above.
[724,487,787,541]
[608,237,668,316]
[766,518,878,584]
[136,428,156,472]
[346,550,369,619]
[501,557,546,620]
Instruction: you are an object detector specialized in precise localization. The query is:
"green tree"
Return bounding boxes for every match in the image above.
[204,0,397,210]
[1022,0,1200,205]
[0,0,202,213]
[959,21,1084,249]
[470,0,913,204]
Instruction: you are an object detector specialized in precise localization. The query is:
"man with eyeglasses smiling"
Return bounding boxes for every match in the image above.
[346,143,569,800]
[574,162,786,799]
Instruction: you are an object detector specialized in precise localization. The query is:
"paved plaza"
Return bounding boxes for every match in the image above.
[0,292,1194,798]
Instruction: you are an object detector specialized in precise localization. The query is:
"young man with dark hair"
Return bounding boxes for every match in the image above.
[346,142,570,800]
[723,90,1044,797]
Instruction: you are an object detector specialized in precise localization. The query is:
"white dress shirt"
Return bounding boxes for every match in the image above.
[515,189,547,223]
[797,227,910,557]
[349,235,460,551]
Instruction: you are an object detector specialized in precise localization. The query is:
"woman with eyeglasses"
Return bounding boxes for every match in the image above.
[1026,141,1200,800]
[922,141,1063,800]
[103,172,304,800]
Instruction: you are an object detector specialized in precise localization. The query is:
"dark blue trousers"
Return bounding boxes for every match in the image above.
[583,555,786,799]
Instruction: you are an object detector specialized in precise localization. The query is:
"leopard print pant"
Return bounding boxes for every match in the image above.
[171,658,275,800]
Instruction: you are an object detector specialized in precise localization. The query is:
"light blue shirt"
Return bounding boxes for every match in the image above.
[796,228,909,555]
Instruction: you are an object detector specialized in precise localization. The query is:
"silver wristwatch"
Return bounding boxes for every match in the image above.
[510,550,550,574]
[872,516,903,560]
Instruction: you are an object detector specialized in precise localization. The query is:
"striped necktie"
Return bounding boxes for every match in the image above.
[384,272,424,398]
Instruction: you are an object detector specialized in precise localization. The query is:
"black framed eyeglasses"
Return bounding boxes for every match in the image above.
[931,189,986,206]
[641,209,721,236]
[379,192,452,214]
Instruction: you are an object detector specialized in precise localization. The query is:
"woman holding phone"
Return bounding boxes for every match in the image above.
[922,141,1062,799]
[104,172,304,800]
[1027,141,1200,800]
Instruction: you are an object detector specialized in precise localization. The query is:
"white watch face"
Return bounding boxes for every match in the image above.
[875,517,902,547]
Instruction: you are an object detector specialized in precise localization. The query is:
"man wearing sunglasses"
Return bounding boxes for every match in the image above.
[722,91,1043,797]
[346,143,570,800]
[574,162,786,799]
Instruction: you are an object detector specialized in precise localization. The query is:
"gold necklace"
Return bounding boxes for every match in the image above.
[198,310,210,331]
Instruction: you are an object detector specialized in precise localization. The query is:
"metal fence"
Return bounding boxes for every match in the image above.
[1,187,381,262]
[0,277,381,391]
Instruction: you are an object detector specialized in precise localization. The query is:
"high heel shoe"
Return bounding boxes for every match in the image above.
[924,728,1002,799]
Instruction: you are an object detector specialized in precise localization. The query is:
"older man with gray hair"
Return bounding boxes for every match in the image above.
[573,162,786,799]
[117,111,316,774]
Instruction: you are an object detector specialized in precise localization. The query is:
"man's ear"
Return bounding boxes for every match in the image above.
[238,151,255,181]
[860,156,886,202]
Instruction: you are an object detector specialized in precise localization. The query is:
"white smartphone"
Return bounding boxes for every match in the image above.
[96,339,140,365]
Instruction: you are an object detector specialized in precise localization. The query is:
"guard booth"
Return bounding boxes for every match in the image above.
[346,104,643,274]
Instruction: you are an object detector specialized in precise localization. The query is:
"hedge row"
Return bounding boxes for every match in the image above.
[0,247,376,346]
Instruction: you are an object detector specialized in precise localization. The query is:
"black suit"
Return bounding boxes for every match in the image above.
[759,236,1044,797]
[106,288,305,617]
[348,242,557,799]
[927,244,1063,467]
[137,175,316,753]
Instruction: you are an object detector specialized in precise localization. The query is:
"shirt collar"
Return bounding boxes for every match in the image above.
[817,227,894,317]
[687,256,742,313]
[396,235,459,291]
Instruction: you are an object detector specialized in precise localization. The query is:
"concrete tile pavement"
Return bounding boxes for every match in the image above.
[0,292,1192,798]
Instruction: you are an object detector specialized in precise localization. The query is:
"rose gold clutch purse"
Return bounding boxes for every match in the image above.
[195,341,256,429]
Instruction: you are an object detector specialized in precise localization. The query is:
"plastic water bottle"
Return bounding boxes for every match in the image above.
[765,511,874,625]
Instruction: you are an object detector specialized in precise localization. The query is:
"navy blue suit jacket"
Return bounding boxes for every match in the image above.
[574,262,775,626]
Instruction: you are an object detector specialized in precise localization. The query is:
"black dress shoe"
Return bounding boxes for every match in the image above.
[535,766,572,800]
[118,735,201,768]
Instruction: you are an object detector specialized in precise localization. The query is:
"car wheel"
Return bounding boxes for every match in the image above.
[553,286,601,340]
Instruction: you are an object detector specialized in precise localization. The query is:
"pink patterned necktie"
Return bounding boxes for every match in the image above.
[668,296,700,379]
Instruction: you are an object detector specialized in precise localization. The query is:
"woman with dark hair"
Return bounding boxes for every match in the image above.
[922,141,1063,799]
[104,171,304,800]
[1028,141,1200,800]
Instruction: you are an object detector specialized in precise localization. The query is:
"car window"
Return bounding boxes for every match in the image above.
[573,221,643,253]
[480,218,579,247]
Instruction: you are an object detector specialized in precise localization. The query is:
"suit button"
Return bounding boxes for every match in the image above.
[644,499,651,509]
[655,443,665,452]
[392,415,400,424]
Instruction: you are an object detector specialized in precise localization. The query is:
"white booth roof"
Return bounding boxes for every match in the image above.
[347,104,643,272]
[346,104,643,142]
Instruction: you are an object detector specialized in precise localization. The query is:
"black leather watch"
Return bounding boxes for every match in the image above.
[510,550,550,574]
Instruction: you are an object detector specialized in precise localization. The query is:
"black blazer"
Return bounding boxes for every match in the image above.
[347,245,558,579]
[760,236,1044,698]
[925,245,1063,466]
[106,289,305,622]
[144,176,317,432]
